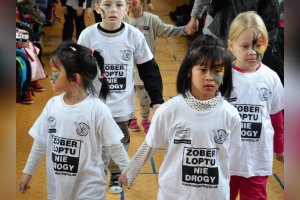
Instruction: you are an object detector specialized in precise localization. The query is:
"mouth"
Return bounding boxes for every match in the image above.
[245,58,258,62]
[203,84,215,89]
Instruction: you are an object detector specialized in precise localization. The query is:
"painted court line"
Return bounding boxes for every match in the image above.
[273,173,284,190]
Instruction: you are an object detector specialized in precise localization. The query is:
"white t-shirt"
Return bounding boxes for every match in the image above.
[78,22,153,119]
[29,94,124,200]
[228,63,284,177]
[145,95,241,200]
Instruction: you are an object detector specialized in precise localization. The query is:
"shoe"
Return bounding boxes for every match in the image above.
[128,118,140,132]
[109,173,123,194]
[141,119,151,134]
[22,91,34,104]
[30,80,45,92]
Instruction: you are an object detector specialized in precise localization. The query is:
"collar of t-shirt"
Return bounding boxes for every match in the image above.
[232,62,261,73]
[184,90,221,112]
[97,22,125,37]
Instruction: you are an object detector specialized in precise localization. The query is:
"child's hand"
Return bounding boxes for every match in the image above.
[19,173,32,193]
[119,175,129,187]
[275,153,284,162]
[184,25,196,36]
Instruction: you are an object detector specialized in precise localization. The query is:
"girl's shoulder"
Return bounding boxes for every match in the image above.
[156,95,184,111]
[214,97,239,117]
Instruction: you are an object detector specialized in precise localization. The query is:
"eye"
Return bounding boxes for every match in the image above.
[198,65,206,72]
[117,3,123,7]
[103,3,110,7]
[212,64,224,73]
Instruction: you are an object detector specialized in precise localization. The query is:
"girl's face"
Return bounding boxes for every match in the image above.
[229,27,267,72]
[190,60,224,101]
[128,0,143,13]
[49,59,70,93]
[95,0,128,29]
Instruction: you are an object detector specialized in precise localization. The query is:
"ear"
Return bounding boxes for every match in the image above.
[125,4,129,13]
[227,39,233,52]
[94,2,101,14]
[72,73,81,83]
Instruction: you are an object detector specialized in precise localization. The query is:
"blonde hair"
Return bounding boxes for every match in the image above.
[228,11,269,45]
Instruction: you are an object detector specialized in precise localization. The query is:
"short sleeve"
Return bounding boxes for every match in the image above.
[145,106,166,148]
[97,103,124,146]
[133,31,153,64]
[229,111,242,148]
[29,100,52,145]
[270,74,284,114]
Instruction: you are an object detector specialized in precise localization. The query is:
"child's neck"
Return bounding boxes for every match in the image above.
[64,89,88,105]
[98,22,124,34]
[129,10,143,18]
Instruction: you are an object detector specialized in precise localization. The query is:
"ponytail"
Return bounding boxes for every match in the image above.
[93,51,109,99]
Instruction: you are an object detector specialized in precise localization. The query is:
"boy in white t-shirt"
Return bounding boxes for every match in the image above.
[77,0,164,194]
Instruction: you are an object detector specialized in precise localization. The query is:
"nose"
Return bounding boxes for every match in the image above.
[204,71,214,81]
[249,47,257,55]
[110,4,118,12]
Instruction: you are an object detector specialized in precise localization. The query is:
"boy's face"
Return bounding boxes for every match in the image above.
[95,0,128,26]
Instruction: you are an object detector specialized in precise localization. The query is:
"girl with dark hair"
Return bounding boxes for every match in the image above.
[19,41,130,199]
[119,35,241,200]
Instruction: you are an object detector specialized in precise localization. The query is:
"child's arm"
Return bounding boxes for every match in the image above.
[153,14,188,37]
[19,140,46,193]
[271,110,284,162]
[186,0,209,33]
[119,140,157,187]
[136,59,164,108]
[108,143,130,171]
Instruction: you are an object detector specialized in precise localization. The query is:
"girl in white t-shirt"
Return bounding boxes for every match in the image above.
[227,11,284,200]
[119,34,242,200]
[19,41,129,200]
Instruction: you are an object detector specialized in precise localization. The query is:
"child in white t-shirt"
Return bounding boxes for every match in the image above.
[77,0,164,194]
[227,11,284,200]
[119,34,241,200]
[125,0,193,134]
[19,41,130,199]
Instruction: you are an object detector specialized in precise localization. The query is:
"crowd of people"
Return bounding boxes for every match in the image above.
[19,0,284,199]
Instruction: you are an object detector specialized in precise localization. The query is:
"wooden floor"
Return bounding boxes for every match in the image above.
[16,0,284,199]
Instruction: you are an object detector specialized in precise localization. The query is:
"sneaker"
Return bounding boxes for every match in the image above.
[141,119,151,134]
[30,80,45,92]
[109,173,123,194]
[128,118,140,132]
[22,91,34,104]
